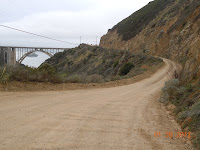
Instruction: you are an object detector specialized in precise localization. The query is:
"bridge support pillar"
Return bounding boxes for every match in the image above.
[0,47,16,66]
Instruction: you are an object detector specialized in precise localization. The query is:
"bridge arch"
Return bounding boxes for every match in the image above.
[17,49,53,64]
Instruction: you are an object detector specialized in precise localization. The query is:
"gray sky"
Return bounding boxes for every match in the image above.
[0,0,151,48]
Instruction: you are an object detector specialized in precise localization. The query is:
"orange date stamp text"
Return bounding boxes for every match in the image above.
[154,132,191,138]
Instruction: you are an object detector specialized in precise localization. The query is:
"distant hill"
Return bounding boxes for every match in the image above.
[27,52,38,57]
[42,44,163,83]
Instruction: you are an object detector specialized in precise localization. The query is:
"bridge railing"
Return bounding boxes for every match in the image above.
[15,47,65,62]
[0,46,67,66]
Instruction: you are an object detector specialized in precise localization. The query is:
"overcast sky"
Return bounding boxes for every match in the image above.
[0,0,151,48]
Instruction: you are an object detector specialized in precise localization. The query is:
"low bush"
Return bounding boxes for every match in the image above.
[119,63,135,76]
[114,60,119,68]
[65,74,82,83]
[38,63,56,75]
[86,74,104,83]
[110,75,121,81]
[0,67,10,84]
[1,65,64,84]
[160,79,180,104]
[161,78,200,149]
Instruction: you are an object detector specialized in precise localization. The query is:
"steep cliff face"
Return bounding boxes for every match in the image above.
[100,0,200,81]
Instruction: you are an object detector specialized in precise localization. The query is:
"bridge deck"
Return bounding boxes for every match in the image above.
[0,46,67,50]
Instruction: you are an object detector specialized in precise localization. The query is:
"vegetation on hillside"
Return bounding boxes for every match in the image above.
[41,44,163,83]
[0,64,63,84]
[111,0,200,40]
[166,0,200,33]
[0,45,163,84]
[0,68,10,84]
[111,0,174,41]
[160,73,200,148]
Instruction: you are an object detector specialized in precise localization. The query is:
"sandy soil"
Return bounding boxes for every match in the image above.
[0,59,194,150]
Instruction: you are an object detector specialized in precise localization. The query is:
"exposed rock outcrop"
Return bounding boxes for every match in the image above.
[100,0,200,81]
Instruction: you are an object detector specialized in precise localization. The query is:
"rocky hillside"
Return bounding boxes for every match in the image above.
[100,0,200,148]
[100,0,200,81]
[43,44,163,83]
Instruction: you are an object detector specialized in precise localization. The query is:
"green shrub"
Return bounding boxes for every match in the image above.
[5,65,64,84]
[119,62,134,76]
[194,132,200,149]
[182,21,187,27]
[38,63,56,75]
[65,75,82,83]
[161,78,200,149]
[160,92,170,104]
[161,79,180,103]
[86,74,104,83]
[0,67,10,84]
[188,102,200,120]
[110,75,121,81]
[114,60,119,67]
[177,110,190,122]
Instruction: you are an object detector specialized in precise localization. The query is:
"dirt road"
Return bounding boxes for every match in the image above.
[0,59,193,150]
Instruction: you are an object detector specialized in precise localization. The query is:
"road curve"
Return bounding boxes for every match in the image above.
[0,59,193,150]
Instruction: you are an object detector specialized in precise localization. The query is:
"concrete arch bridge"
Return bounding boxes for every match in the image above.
[0,46,66,66]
